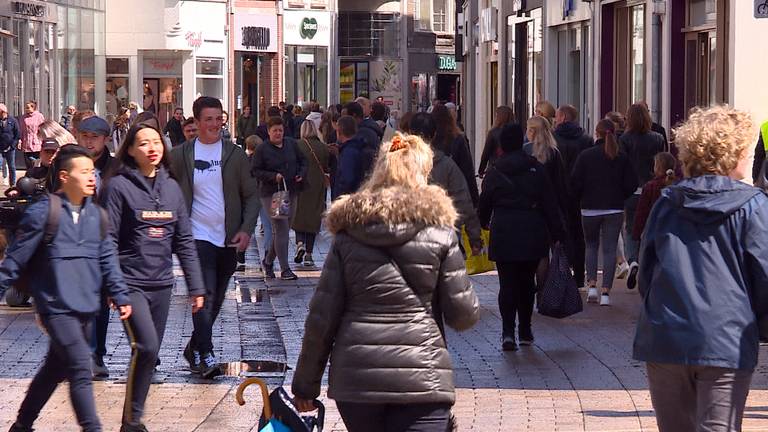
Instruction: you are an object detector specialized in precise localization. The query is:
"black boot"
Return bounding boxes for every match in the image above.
[8,423,34,432]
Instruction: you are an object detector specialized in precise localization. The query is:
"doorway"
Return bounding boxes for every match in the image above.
[437,74,458,103]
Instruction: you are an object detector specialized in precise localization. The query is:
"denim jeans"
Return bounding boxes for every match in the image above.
[582,212,624,290]
[191,240,237,354]
[258,205,273,258]
[624,195,641,264]
[3,147,16,185]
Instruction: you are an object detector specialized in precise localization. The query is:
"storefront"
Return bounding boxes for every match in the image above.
[283,10,331,107]
[233,11,279,121]
[507,3,544,125]
[0,0,105,120]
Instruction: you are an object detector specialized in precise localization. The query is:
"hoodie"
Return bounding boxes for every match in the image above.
[554,121,594,175]
[305,111,323,131]
[633,176,768,371]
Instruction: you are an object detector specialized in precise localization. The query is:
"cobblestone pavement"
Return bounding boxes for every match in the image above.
[2,229,768,431]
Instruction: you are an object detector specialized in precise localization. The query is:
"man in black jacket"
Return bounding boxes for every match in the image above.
[0,103,20,185]
[553,104,593,289]
[164,107,186,147]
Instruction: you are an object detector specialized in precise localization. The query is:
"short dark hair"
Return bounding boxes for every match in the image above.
[192,96,223,120]
[409,113,436,142]
[371,102,387,122]
[499,123,525,153]
[337,115,357,139]
[267,116,284,129]
[342,102,364,119]
[558,104,579,122]
[182,117,196,128]
[54,144,93,174]
[174,107,183,114]
[267,106,281,117]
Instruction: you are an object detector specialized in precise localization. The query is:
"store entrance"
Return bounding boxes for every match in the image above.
[240,55,260,115]
[437,74,458,103]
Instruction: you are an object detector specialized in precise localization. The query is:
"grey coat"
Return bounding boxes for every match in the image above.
[430,150,482,250]
[291,185,480,404]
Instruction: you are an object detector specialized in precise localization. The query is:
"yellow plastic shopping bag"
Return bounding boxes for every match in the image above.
[461,226,495,275]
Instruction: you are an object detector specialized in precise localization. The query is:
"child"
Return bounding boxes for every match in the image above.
[0,144,132,432]
[632,152,678,243]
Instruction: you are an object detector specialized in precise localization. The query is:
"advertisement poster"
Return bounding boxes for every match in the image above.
[369,60,402,112]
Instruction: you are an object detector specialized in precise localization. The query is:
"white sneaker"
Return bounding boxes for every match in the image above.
[616,262,630,279]
[587,287,599,303]
[600,294,611,306]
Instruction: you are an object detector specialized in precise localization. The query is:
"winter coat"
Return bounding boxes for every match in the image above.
[170,138,261,244]
[252,138,308,197]
[553,121,594,176]
[102,166,205,294]
[570,141,638,211]
[619,130,666,186]
[292,136,330,233]
[332,137,368,200]
[0,194,130,315]
[430,149,482,249]
[19,111,45,153]
[236,113,259,144]
[291,184,480,403]
[360,118,384,142]
[0,116,20,152]
[447,134,479,207]
[479,126,502,176]
[523,144,570,221]
[633,176,768,371]
[478,151,565,262]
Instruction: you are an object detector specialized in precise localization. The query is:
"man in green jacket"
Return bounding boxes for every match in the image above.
[170,96,260,378]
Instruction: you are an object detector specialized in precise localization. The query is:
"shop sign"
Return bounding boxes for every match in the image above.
[235,12,278,52]
[437,55,457,71]
[186,31,203,48]
[283,11,331,46]
[11,1,46,18]
[756,0,768,18]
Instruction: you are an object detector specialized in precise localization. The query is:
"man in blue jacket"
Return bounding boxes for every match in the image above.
[332,115,367,200]
[0,103,20,186]
[1,144,132,432]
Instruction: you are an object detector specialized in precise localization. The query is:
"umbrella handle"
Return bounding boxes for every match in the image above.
[235,377,272,419]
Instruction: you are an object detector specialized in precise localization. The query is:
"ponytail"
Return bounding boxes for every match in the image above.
[654,152,679,186]
[596,119,619,160]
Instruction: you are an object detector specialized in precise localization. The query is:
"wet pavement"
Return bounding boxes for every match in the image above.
[2,228,768,431]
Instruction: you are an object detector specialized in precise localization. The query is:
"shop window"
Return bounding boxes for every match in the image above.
[614,4,645,113]
[340,61,369,103]
[339,13,399,57]
[688,0,717,27]
[286,46,328,107]
[106,57,129,118]
[196,58,225,102]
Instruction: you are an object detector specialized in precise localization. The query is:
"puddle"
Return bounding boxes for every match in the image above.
[218,360,289,377]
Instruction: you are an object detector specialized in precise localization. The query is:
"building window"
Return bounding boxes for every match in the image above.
[339,13,399,57]
[340,61,369,103]
[630,5,645,105]
[196,57,224,101]
[415,0,454,33]
[614,4,645,113]
[106,57,129,119]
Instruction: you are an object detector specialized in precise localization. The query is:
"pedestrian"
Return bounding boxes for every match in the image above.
[221,110,232,144]
[637,101,668,147]
[245,135,273,262]
[478,123,565,351]
[604,111,627,139]
[305,102,323,131]
[252,116,306,280]
[332,116,367,199]
[164,107,185,147]
[410,112,482,257]
[0,103,21,186]
[633,105,768,432]
[127,102,139,126]
[432,104,479,206]
[570,119,637,306]
[319,110,338,145]
[524,115,569,214]
[291,133,480,431]
[102,122,206,431]
[256,106,281,142]
[236,105,259,147]
[631,152,678,242]
[71,110,96,137]
[292,120,330,268]
[619,103,666,289]
[356,96,384,144]
[398,111,414,134]
[60,105,76,131]
[169,96,260,378]
[534,101,556,126]
[282,104,296,139]
[1,144,132,432]
[181,117,198,143]
[371,101,387,131]
[25,138,58,183]
[479,106,515,177]
[341,102,378,178]
[111,108,131,154]
[19,100,45,170]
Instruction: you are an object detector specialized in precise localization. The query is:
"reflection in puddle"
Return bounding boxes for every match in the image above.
[217,360,289,377]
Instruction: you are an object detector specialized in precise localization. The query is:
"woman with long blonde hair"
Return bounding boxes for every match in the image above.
[292,133,479,431]
[525,116,568,214]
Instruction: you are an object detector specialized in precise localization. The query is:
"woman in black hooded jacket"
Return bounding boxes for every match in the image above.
[102,123,205,431]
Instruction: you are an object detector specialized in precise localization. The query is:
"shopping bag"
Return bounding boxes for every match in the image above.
[461,226,495,275]
[237,378,324,432]
[537,244,583,319]
[270,178,291,220]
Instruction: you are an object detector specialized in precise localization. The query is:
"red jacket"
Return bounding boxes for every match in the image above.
[633,176,673,240]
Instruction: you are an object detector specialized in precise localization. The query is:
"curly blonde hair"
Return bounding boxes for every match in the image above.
[674,105,755,177]
[362,133,434,191]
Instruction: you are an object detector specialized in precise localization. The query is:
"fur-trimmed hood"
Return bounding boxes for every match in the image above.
[326,185,457,246]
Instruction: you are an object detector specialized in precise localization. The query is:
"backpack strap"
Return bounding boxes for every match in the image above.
[44,194,62,245]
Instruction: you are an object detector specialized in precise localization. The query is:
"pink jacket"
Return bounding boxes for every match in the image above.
[19,111,45,152]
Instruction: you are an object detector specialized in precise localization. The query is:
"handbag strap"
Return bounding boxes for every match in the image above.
[303,138,327,174]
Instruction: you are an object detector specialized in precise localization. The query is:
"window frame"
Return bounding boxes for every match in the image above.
[414,0,454,34]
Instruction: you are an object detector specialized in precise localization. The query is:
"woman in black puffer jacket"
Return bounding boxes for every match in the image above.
[291,133,480,432]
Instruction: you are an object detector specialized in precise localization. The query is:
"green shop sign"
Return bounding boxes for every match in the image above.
[438,55,457,71]
[300,17,318,40]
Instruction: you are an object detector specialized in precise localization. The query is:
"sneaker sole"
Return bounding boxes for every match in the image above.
[518,340,533,346]
[627,268,639,290]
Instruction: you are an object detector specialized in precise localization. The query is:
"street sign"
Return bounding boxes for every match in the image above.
[757,0,768,18]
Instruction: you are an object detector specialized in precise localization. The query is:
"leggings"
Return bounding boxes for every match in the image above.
[295,232,317,254]
[582,212,624,290]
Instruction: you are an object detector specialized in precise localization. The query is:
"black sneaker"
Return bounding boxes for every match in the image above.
[262,259,276,279]
[8,422,34,432]
[281,269,298,281]
[627,262,639,290]
[199,352,222,379]
[294,242,306,264]
[92,355,109,380]
[183,341,200,373]
[120,424,149,432]
[519,328,534,346]
[502,335,518,351]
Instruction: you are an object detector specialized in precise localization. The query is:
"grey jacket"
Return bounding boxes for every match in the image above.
[292,185,480,404]
[430,150,482,250]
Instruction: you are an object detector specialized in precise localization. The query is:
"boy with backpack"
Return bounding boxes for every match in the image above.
[0,144,132,432]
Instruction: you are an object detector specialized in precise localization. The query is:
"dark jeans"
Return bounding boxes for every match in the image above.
[23,151,40,170]
[496,260,539,337]
[191,240,237,354]
[92,297,110,358]
[122,287,172,427]
[295,231,317,254]
[582,213,624,290]
[2,147,16,185]
[566,211,586,287]
[624,195,640,264]
[336,402,451,432]
[16,313,101,432]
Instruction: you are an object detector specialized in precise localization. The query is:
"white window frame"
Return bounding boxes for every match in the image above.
[415,0,455,34]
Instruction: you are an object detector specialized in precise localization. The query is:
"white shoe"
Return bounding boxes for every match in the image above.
[600,294,611,306]
[587,287,599,303]
[616,262,630,279]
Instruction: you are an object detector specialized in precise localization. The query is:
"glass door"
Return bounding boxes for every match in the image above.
[684,30,717,114]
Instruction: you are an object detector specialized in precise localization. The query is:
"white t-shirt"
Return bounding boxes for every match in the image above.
[191,139,227,247]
